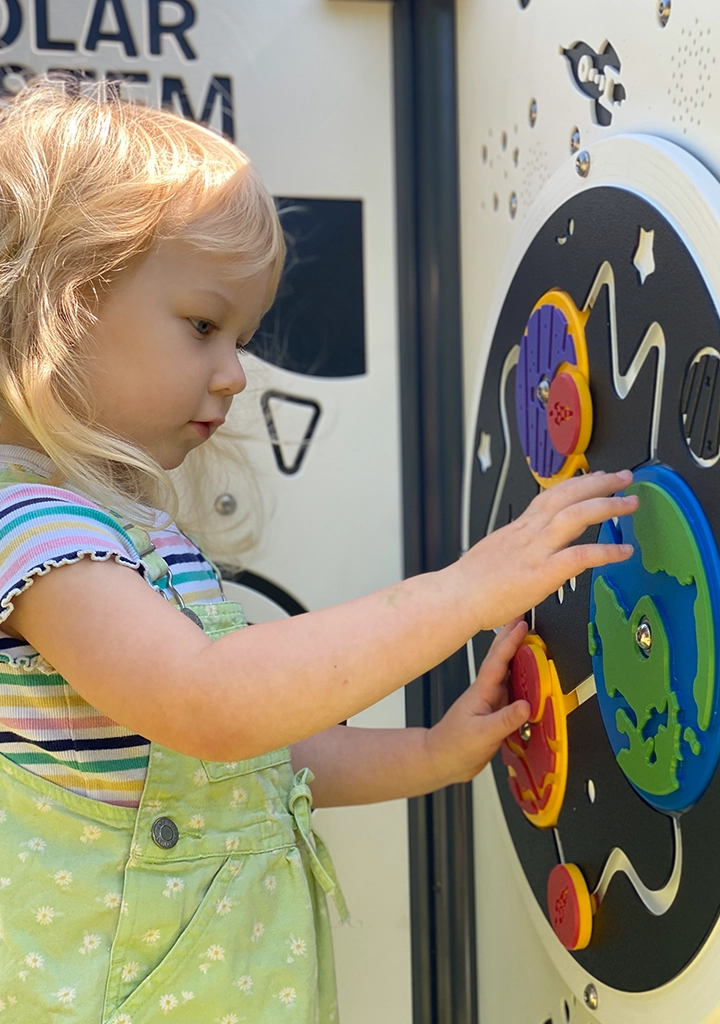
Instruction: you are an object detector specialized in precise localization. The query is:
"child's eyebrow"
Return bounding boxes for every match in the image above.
[189,288,233,310]
[188,289,262,336]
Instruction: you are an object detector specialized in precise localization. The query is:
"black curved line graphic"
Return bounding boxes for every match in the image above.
[222,569,307,617]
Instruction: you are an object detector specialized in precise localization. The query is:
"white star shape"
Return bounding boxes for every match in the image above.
[477,432,492,473]
[633,227,655,285]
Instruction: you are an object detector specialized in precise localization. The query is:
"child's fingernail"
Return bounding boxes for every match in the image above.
[622,544,634,554]
[617,469,632,480]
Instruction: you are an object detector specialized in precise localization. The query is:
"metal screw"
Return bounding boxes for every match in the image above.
[509,192,518,219]
[529,98,538,128]
[658,0,671,27]
[575,150,591,177]
[537,376,551,405]
[519,722,532,743]
[635,617,652,655]
[214,493,237,516]
[570,127,581,154]
[584,983,599,1010]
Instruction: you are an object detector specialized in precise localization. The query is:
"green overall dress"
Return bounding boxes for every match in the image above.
[0,471,347,1023]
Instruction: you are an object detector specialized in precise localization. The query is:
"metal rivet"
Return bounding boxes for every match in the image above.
[575,150,591,177]
[537,376,551,405]
[584,983,599,1010]
[509,192,518,218]
[570,127,581,153]
[180,607,205,630]
[214,493,237,516]
[520,722,532,743]
[635,617,652,655]
[529,98,538,127]
[659,0,671,27]
[151,816,179,850]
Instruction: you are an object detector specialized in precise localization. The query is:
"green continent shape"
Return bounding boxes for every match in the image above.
[628,481,715,732]
[684,727,702,756]
[594,580,681,795]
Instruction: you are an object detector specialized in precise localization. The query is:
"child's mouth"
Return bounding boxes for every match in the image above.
[189,421,211,440]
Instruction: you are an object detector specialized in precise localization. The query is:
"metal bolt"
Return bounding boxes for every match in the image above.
[537,376,551,405]
[519,722,532,743]
[575,150,591,177]
[658,0,671,27]
[584,983,599,1010]
[529,98,538,128]
[570,127,581,154]
[214,493,237,516]
[635,617,652,655]
[509,192,518,219]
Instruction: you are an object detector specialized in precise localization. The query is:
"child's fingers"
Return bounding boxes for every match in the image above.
[482,619,528,677]
[546,494,638,548]
[480,699,531,749]
[553,539,634,580]
[530,469,633,523]
[472,622,528,712]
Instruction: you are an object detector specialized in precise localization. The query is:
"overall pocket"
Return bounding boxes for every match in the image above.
[200,747,290,783]
[102,843,323,1024]
[102,854,235,1022]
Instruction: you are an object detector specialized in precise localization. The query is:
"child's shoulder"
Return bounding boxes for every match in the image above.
[0,477,139,549]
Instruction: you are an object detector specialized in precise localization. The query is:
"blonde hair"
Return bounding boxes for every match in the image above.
[0,72,285,548]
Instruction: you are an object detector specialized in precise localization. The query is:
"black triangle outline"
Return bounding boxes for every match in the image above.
[261,390,322,476]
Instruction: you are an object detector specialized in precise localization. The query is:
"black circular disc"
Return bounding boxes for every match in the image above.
[468,186,720,992]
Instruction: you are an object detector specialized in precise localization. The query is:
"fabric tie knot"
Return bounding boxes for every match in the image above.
[288,767,349,923]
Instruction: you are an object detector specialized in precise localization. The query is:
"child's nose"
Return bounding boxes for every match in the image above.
[212,354,247,397]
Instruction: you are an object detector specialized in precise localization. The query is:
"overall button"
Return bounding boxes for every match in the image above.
[151,816,179,849]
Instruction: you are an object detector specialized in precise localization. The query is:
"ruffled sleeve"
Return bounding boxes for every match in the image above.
[0,482,147,627]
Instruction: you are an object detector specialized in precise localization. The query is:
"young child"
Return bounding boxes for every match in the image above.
[0,75,637,1023]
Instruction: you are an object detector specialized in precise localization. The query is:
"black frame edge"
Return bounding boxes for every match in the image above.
[393,2,478,1023]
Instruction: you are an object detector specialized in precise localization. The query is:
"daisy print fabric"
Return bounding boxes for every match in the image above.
[0,600,342,1022]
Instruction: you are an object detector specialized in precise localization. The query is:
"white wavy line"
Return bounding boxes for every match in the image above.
[583,260,666,461]
[592,815,682,916]
[487,345,521,536]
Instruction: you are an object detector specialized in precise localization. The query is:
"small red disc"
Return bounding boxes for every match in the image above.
[547,370,586,456]
[546,863,594,950]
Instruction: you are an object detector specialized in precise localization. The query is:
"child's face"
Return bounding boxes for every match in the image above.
[86,239,271,470]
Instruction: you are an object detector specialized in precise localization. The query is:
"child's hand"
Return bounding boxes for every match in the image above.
[460,469,637,629]
[425,619,531,787]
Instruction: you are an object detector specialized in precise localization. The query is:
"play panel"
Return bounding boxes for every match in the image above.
[466,152,720,992]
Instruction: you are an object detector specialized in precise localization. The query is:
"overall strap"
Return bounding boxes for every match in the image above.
[119,522,207,631]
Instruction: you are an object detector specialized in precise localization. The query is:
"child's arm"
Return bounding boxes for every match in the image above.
[289,620,530,806]
[5,470,635,762]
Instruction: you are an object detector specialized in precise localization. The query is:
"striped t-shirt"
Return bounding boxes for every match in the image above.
[0,445,225,807]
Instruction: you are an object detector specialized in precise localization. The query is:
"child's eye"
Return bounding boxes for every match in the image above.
[190,318,214,337]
